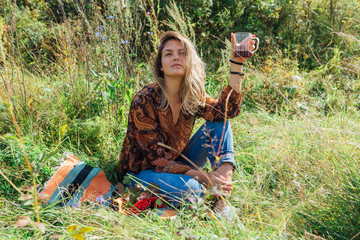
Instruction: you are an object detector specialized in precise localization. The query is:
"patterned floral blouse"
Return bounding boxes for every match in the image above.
[118,83,242,178]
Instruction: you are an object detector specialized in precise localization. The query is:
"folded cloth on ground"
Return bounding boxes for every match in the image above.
[39,155,115,207]
[39,155,178,219]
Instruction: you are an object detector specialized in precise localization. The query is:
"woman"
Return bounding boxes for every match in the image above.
[117,31,255,215]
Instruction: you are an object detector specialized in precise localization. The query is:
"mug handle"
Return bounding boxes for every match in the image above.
[252,37,260,52]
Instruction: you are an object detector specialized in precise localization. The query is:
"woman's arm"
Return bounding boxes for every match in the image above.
[229,33,256,93]
[201,86,242,121]
[200,33,256,121]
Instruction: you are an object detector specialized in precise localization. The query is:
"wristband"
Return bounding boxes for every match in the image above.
[230,71,244,76]
[230,59,244,65]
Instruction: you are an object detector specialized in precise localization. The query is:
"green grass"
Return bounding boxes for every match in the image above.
[1,109,359,239]
[231,110,360,238]
[1,54,359,239]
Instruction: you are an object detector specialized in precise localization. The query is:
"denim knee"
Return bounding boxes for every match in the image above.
[202,120,237,170]
[203,120,230,131]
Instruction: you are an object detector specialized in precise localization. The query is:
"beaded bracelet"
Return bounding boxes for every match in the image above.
[230,71,244,76]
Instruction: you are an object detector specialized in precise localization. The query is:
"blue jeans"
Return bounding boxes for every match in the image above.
[128,120,236,207]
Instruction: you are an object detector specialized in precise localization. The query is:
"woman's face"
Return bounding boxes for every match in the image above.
[160,39,187,80]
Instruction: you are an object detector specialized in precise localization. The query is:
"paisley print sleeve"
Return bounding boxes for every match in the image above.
[201,85,242,121]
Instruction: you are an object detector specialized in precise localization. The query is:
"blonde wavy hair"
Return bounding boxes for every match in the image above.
[153,31,206,116]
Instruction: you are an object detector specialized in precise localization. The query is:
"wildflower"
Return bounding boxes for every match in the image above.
[146,12,151,15]
[121,40,129,44]
[109,15,114,19]
[96,195,105,205]
[147,32,153,35]
[99,26,104,31]
[100,36,105,40]
[96,32,100,36]
[72,202,80,209]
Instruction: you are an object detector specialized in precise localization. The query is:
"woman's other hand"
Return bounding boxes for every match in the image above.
[205,172,233,193]
[186,169,232,189]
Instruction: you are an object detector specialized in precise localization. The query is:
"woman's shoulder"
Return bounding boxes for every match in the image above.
[132,83,160,105]
[137,83,159,95]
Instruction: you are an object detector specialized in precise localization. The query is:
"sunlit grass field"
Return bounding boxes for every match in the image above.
[1,110,359,239]
[1,0,359,239]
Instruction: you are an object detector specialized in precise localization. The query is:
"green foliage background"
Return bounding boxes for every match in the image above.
[0,0,359,239]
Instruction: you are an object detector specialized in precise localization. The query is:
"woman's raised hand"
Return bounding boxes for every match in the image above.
[231,33,256,63]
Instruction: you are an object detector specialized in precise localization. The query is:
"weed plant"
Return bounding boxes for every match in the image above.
[0,0,359,239]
